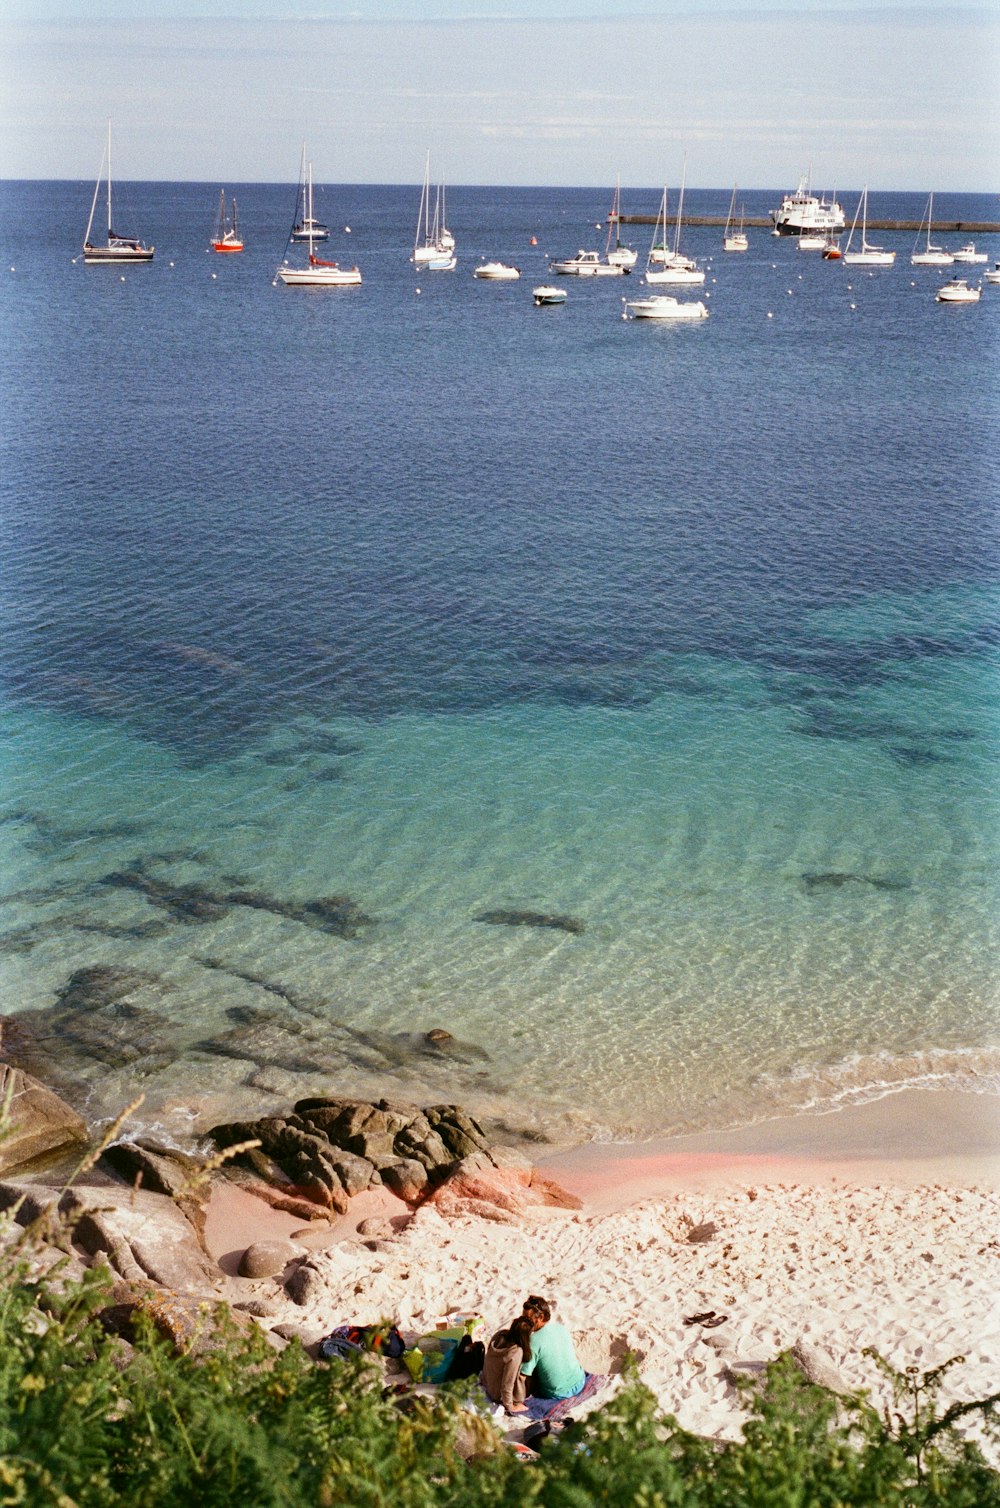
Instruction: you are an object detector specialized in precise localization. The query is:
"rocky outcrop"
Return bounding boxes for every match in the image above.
[0,1064,89,1175]
[210,1097,580,1222]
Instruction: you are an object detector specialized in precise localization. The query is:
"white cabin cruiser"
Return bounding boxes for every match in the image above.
[549,249,624,276]
[625,294,708,320]
[473,261,520,279]
[935,278,980,303]
[953,243,987,264]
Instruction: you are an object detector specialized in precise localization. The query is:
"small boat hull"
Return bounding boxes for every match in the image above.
[723,235,748,253]
[474,262,520,279]
[644,266,705,286]
[626,296,708,321]
[532,285,567,305]
[278,265,362,286]
[936,279,980,303]
[83,242,154,264]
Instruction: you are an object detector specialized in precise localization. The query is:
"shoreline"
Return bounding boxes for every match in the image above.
[537,1087,1000,1208]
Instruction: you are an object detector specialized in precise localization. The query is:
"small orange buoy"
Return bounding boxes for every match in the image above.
[530,235,537,246]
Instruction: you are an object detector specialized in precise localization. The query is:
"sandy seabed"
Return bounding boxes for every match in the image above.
[204,1088,1000,1453]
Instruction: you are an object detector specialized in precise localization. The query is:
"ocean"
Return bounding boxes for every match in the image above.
[1,180,998,1147]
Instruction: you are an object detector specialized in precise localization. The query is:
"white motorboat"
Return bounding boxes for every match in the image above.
[473,261,520,279]
[770,174,845,236]
[412,152,455,266]
[605,177,638,268]
[953,242,987,264]
[797,233,826,251]
[276,157,361,286]
[935,277,980,303]
[722,186,748,252]
[644,171,705,286]
[843,187,895,266]
[532,284,567,305]
[82,121,154,263]
[625,294,708,321]
[984,262,1000,285]
[911,194,953,266]
[549,249,623,276]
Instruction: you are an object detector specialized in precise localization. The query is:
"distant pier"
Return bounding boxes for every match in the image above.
[619,215,1000,233]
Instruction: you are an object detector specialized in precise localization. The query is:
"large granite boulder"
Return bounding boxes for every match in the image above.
[0,1064,89,1175]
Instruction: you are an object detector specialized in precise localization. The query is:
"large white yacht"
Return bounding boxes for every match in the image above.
[770,176,845,236]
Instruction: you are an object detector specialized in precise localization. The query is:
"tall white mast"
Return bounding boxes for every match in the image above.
[106,119,113,238]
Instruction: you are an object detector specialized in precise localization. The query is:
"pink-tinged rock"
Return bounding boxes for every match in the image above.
[428,1153,580,1222]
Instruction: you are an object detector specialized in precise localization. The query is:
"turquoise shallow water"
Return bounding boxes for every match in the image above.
[1,182,998,1143]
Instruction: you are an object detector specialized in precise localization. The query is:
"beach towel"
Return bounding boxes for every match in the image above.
[516,1371,609,1423]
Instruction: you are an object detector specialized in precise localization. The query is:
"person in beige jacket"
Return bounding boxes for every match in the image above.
[482,1315,533,1415]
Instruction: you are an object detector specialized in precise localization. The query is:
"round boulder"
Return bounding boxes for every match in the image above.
[238,1240,300,1279]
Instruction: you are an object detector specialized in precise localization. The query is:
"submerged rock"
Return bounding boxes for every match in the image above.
[55,965,160,1012]
[801,872,909,894]
[475,909,585,935]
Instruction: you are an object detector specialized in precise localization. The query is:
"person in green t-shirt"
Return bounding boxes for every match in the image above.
[519,1295,586,1400]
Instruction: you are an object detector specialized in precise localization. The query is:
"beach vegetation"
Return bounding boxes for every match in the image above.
[1,1247,998,1507]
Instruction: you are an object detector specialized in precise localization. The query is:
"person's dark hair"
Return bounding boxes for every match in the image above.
[508,1314,534,1360]
[523,1295,551,1324]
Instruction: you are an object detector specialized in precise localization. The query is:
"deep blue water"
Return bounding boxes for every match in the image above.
[1,181,998,1144]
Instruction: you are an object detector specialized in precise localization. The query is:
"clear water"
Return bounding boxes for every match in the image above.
[1,181,998,1144]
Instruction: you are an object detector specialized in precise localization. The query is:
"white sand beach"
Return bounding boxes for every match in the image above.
[203,1088,1000,1450]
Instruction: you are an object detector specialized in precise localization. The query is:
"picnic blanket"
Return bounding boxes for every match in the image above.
[516,1371,609,1423]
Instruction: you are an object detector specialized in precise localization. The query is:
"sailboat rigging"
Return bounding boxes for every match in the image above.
[843,187,895,267]
[910,193,953,267]
[645,164,704,285]
[412,152,456,268]
[604,177,637,268]
[275,154,361,287]
[211,190,243,253]
[82,122,154,264]
[723,185,748,253]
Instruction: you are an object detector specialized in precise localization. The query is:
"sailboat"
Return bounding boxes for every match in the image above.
[842,187,895,267]
[275,157,361,287]
[722,186,748,252]
[289,145,329,242]
[211,190,243,253]
[82,122,154,264]
[605,177,637,268]
[645,169,704,286]
[412,152,456,268]
[911,194,953,267]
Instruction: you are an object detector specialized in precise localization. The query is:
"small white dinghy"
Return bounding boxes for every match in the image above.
[473,261,520,279]
[532,284,567,305]
[935,277,980,303]
[625,294,708,321]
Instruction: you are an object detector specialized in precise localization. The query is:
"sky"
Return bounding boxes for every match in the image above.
[0,5,997,189]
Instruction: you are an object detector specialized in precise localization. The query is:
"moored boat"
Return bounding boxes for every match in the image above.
[549,249,623,276]
[843,187,895,266]
[722,186,748,252]
[211,189,243,253]
[911,194,953,266]
[625,294,708,321]
[797,233,826,252]
[82,122,154,264]
[644,170,705,286]
[984,262,1000,285]
[605,177,638,268]
[935,277,980,303]
[952,242,987,264]
[473,261,520,279]
[770,174,845,236]
[532,284,567,305]
[412,152,455,267]
[276,157,360,286]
